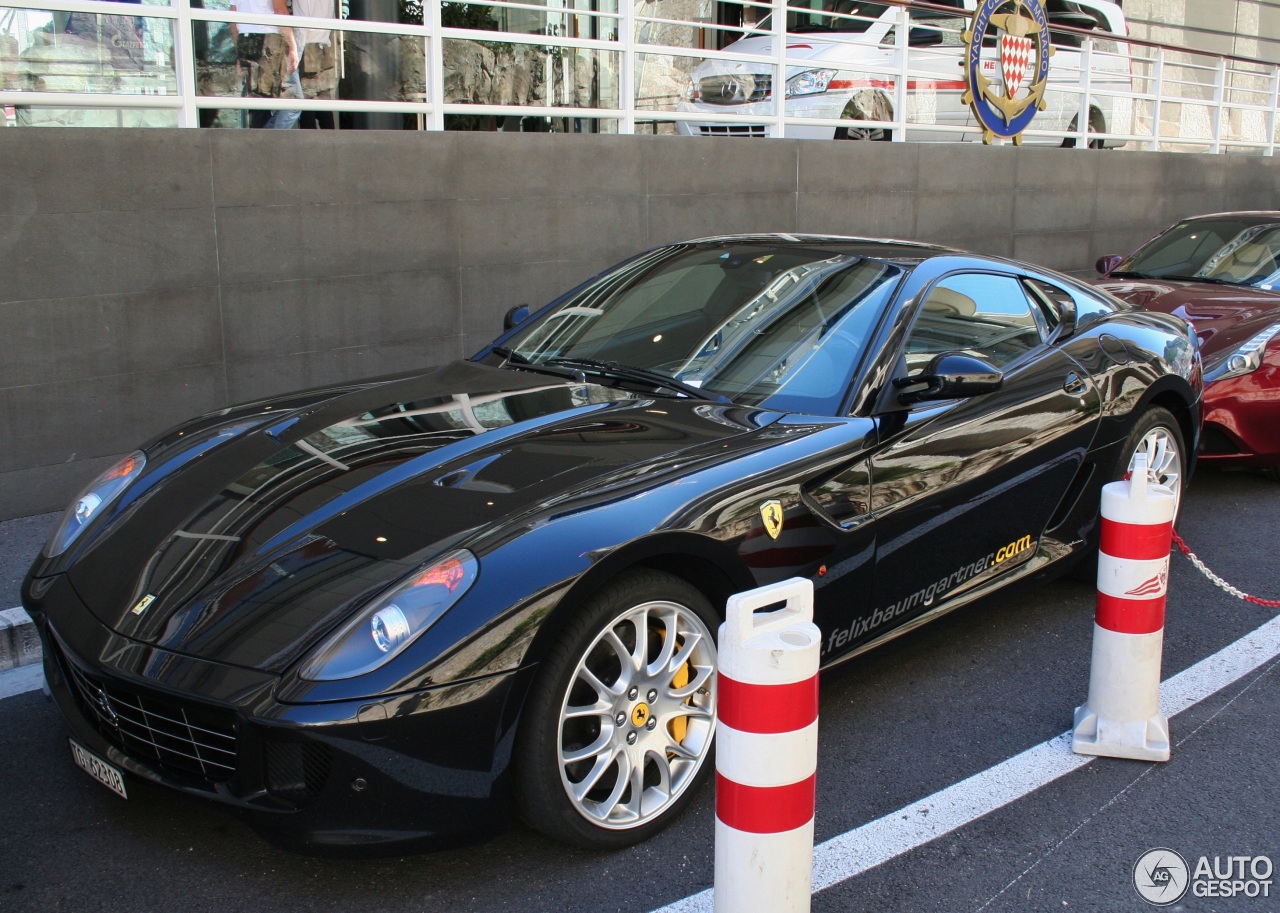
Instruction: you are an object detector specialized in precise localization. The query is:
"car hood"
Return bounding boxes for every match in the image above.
[1094,278,1280,359]
[60,360,781,673]
[694,35,881,77]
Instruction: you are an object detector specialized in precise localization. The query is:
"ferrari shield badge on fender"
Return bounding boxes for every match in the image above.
[130,594,156,616]
[760,500,784,539]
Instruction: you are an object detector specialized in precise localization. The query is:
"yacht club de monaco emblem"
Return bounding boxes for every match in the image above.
[961,0,1053,144]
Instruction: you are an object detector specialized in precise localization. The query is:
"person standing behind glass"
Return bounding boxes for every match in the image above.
[292,0,337,128]
[232,0,301,128]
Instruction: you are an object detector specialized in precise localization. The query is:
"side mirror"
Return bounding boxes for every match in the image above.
[503,305,531,331]
[1095,255,1123,276]
[893,352,1003,405]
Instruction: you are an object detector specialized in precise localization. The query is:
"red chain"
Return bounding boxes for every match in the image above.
[1171,530,1280,608]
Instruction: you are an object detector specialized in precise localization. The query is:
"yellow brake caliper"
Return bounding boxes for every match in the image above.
[670,642,690,746]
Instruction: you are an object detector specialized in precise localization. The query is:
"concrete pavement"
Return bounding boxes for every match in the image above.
[0,512,57,673]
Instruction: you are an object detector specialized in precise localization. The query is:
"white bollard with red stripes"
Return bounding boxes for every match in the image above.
[714,577,820,913]
[1072,454,1176,762]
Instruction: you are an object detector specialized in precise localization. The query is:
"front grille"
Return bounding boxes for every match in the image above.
[53,637,238,785]
[697,124,768,138]
[697,74,772,105]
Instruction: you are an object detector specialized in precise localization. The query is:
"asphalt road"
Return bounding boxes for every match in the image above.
[1,467,1277,913]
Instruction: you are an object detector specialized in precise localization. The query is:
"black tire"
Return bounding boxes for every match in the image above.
[834,124,890,141]
[513,569,719,848]
[835,94,892,141]
[1071,406,1185,581]
[1062,109,1107,149]
[1116,406,1186,517]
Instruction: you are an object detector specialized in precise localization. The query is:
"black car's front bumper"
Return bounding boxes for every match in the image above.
[29,576,526,854]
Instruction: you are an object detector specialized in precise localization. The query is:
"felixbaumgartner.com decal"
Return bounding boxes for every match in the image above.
[823,534,1035,654]
[1134,848,1274,905]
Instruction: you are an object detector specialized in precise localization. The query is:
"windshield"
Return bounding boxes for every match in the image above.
[498,242,904,415]
[1117,218,1280,289]
[752,0,889,35]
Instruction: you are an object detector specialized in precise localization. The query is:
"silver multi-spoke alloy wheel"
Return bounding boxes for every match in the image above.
[556,598,716,830]
[515,569,720,847]
[1127,417,1184,514]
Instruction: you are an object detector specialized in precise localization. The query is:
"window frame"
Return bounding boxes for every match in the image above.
[900,270,1051,378]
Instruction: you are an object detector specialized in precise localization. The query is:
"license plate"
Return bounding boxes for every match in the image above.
[69,738,128,800]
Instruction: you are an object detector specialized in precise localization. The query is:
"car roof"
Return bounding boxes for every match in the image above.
[681,233,959,267]
[1181,211,1280,223]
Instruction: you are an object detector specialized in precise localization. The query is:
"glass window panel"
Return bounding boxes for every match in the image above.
[343,0,408,25]
[635,0,718,49]
[1,7,177,125]
[195,16,424,126]
[343,30,426,100]
[635,50,701,119]
[434,0,619,39]
[1,8,175,91]
[443,40,617,109]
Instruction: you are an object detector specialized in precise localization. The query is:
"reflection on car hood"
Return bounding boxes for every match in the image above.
[1095,278,1280,359]
[62,360,781,673]
[693,35,879,77]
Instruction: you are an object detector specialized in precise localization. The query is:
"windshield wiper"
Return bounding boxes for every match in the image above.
[492,345,533,365]
[493,349,722,400]
[1108,270,1242,287]
[545,357,720,401]
[1160,274,1244,286]
[491,347,586,382]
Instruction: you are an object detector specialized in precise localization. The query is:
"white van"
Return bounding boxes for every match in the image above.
[675,0,1129,145]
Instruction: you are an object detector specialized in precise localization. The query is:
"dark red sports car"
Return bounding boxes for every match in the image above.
[1094,212,1280,478]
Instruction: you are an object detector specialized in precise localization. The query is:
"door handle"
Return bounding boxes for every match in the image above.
[1063,372,1087,395]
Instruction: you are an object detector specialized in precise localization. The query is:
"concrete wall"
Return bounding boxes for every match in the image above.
[2,128,1278,520]
[1125,0,1280,62]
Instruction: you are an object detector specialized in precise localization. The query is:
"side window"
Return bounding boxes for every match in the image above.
[1023,278,1070,334]
[905,273,1045,372]
[887,0,965,45]
[899,13,969,46]
[1067,284,1117,330]
[1046,0,1102,47]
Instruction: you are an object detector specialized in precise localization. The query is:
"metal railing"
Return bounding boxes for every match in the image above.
[1,0,1277,153]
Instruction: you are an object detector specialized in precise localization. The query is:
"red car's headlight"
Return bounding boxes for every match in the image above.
[1207,324,1280,382]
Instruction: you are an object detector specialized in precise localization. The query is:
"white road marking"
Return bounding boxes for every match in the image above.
[650,612,1280,913]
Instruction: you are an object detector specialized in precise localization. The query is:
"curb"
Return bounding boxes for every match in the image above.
[0,606,40,673]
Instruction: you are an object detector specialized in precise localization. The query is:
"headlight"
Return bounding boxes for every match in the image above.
[786,69,837,98]
[1206,324,1280,381]
[298,549,479,681]
[44,451,146,558]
